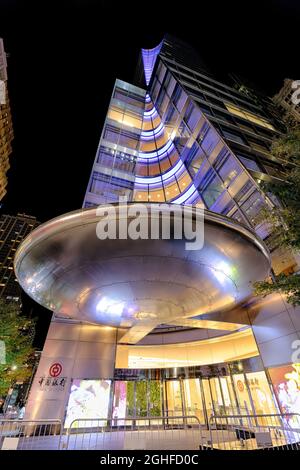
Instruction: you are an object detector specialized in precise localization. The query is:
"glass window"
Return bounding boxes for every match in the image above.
[149,381,162,417]
[113,88,145,109]
[166,74,176,98]
[209,378,224,414]
[201,127,220,155]
[136,381,148,417]
[199,103,213,116]
[183,379,205,425]
[237,154,261,172]
[222,128,245,145]
[247,137,269,153]
[240,190,265,224]
[200,169,224,208]
[126,381,135,417]
[164,102,179,128]
[224,102,275,130]
[202,379,214,418]
[165,380,183,417]
[151,78,161,104]
[174,120,190,153]
[232,374,253,414]
[172,84,187,112]
[246,371,277,417]
[234,180,254,203]
[197,121,210,144]
[184,101,201,131]
[114,150,136,173]
[184,141,204,169]
[157,62,167,84]
[214,149,242,185]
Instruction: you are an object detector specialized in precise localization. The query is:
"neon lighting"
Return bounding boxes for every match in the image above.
[142,41,163,85]
[171,184,198,204]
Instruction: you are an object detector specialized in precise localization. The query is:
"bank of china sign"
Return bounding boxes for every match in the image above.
[38,362,67,391]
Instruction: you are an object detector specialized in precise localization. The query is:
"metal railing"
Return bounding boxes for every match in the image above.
[1,413,300,450]
[0,419,62,450]
[65,415,204,450]
[206,412,300,450]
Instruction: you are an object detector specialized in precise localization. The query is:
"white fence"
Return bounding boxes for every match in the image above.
[65,415,203,450]
[207,412,300,450]
[1,413,300,450]
[0,419,62,450]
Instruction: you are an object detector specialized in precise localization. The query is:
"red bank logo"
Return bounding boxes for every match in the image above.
[49,363,63,377]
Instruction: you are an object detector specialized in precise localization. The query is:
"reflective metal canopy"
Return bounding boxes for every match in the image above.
[14,204,270,340]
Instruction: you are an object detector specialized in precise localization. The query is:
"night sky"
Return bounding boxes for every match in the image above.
[0,0,299,346]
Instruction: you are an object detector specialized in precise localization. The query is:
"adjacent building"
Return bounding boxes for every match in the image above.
[0,213,39,301]
[273,78,300,124]
[0,38,14,201]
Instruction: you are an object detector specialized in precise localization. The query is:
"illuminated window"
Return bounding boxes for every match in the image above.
[224,102,275,130]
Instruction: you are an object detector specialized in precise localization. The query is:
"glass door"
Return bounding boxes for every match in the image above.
[219,376,236,415]
[202,378,214,421]
[183,378,205,425]
[246,371,279,426]
[165,380,183,417]
[209,377,225,415]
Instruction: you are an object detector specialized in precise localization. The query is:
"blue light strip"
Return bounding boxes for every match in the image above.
[142,42,163,85]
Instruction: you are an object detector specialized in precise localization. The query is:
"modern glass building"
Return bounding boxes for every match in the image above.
[84,35,296,274]
[0,213,39,302]
[15,35,300,433]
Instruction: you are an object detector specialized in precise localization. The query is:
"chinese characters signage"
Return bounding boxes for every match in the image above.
[38,362,67,391]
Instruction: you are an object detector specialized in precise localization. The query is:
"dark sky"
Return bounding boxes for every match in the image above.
[0,0,299,346]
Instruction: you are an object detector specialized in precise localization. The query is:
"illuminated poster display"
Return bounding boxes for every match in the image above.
[64,379,111,428]
[268,364,300,426]
[112,381,127,425]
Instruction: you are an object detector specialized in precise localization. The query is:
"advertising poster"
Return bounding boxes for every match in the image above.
[268,363,300,427]
[64,379,111,428]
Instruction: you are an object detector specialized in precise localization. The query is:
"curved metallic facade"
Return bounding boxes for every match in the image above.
[14,205,270,342]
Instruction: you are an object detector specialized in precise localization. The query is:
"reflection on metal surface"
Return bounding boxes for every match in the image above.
[14,204,270,343]
[167,318,245,331]
[118,321,160,344]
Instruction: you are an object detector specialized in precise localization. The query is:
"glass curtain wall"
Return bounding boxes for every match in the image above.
[109,367,278,428]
